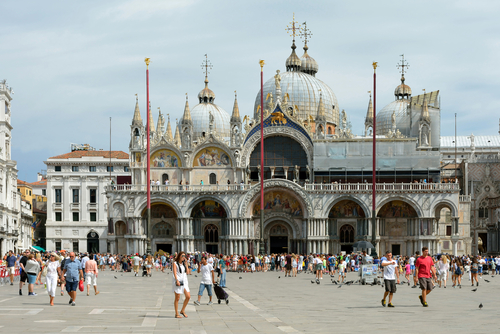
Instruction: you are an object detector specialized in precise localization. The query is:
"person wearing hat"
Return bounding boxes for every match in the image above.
[46,253,62,306]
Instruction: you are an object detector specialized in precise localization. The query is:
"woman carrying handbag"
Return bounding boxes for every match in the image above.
[172,251,191,318]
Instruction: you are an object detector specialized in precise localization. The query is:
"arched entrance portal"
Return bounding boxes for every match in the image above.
[142,203,178,254]
[191,200,227,254]
[339,224,354,253]
[328,199,366,254]
[87,231,99,253]
[269,223,289,254]
[377,200,418,256]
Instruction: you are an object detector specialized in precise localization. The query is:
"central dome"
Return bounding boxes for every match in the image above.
[253,71,339,124]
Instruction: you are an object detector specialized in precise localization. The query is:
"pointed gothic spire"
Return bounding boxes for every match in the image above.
[365,92,374,136]
[166,114,173,141]
[132,94,142,125]
[156,108,165,134]
[421,91,430,122]
[231,91,241,123]
[148,102,155,133]
[181,94,193,124]
[174,119,181,146]
[315,90,326,122]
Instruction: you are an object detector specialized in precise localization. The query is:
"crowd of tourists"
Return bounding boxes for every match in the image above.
[3,248,500,313]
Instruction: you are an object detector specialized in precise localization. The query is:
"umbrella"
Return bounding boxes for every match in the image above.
[353,241,374,249]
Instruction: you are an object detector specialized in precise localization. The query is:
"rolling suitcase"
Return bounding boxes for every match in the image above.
[213,283,229,304]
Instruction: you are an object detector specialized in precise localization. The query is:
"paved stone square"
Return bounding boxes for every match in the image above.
[0,269,498,333]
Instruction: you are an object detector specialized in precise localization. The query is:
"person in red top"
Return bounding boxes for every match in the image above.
[414,247,436,307]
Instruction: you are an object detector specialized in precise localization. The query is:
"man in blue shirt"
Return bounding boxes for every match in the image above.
[6,250,17,285]
[62,252,83,306]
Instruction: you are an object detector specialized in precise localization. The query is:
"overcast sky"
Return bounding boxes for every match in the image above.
[2,0,500,182]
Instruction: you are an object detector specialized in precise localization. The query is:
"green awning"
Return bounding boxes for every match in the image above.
[31,245,45,252]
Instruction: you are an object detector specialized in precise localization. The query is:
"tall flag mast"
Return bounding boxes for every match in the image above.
[259,59,265,255]
[145,57,151,254]
[371,61,377,254]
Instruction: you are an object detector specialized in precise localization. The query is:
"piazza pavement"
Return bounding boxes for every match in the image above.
[0,269,498,333]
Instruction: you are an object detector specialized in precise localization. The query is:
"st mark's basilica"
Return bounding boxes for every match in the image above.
[106,20,471,257]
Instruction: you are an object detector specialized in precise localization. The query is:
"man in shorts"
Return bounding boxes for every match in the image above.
[62,252,83,306]
[133,254,142,276]
[6,250,17,285]
[19,250,30,295]
[414,247,436,307]
[194,256,215,306]
[381,252,399,307]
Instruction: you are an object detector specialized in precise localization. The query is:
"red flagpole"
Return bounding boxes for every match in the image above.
[371,62,377,252]
[145,58,151,254]
[259,60,265,255]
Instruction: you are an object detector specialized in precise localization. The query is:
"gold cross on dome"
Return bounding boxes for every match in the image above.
[201,54,213,80]
[286,13,301,41]
[300,21,312,45]
[397,54,410,75]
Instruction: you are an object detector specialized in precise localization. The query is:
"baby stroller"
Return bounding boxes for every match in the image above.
[142,265,151,277]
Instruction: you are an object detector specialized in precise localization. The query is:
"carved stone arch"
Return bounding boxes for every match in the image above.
[136,198,181,219]
[376,196,422,218]
[263,217,297,240]
[431,199,458,218]
[324,196,370,219]
[86,229,100,238]
[239,179,313,218]
[240,127,314,169]
[150,145,184,167]
[186,196,232,219]
[190,141,234,168]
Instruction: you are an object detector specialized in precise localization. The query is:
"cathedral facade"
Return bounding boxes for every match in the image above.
[106,28,471,257]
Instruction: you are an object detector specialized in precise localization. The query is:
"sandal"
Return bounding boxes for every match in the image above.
[180,312,188,318]
[175,314,182,318]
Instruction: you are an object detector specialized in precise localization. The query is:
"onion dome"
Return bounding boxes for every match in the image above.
[198,78,216,103]
[394,76,412,99]
[285,42,302,72]
[376,99,410,135]
[300,45,318,76]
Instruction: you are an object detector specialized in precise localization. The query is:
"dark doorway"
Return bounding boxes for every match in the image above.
[162,174,169,184]
[478,233,488,254]
[156,243,172,254]
[209,173,217,185]
[391,244,401,256]
[341,244,353,253]
[87,231,99,254]
[270,236,288,253]
[206,244,218,254]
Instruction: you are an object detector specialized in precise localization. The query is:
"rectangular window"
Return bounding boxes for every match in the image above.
[89,189,97,203]
[55,241,61,251]
[72,241,79,252]
[89,166,96,172]
[42,189,46,196]
[90,212,97,222]
[72,189,79,203]
[446,226,452,236]
[55,212,62,221]
[107,166,114,172]
[55,166,61,172]
[29,190,31,196]
[72,166,79,172]
[73,212,79,221]
[124,166,130,172]
[55,189,62,203]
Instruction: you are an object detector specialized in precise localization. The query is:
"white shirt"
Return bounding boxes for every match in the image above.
[133,257,141,266]
[200,264,214,285]
[382,259,398,280]
[46,260,61,278]
[409,257,415,266]
[207,257,214,265]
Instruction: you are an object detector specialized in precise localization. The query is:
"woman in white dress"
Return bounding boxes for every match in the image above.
[437,255,450,288]
[172,251,191,318]
[46,253,62,306]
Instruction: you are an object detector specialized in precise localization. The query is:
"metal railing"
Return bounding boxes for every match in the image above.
[106,184,251,192]
[305,183,460,192]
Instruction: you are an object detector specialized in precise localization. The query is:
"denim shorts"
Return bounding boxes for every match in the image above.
[198,283,212,296]
[66,280,79,292]
[27,273,37,284]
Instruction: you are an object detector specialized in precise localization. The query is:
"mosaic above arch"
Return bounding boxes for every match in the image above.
[329,200,366,218]
[253,190,303,217]
[150,149,181,168]
[193,147,231,167]
[191,200,227,218]
[377,200,417,218]
[141,203,177,218]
